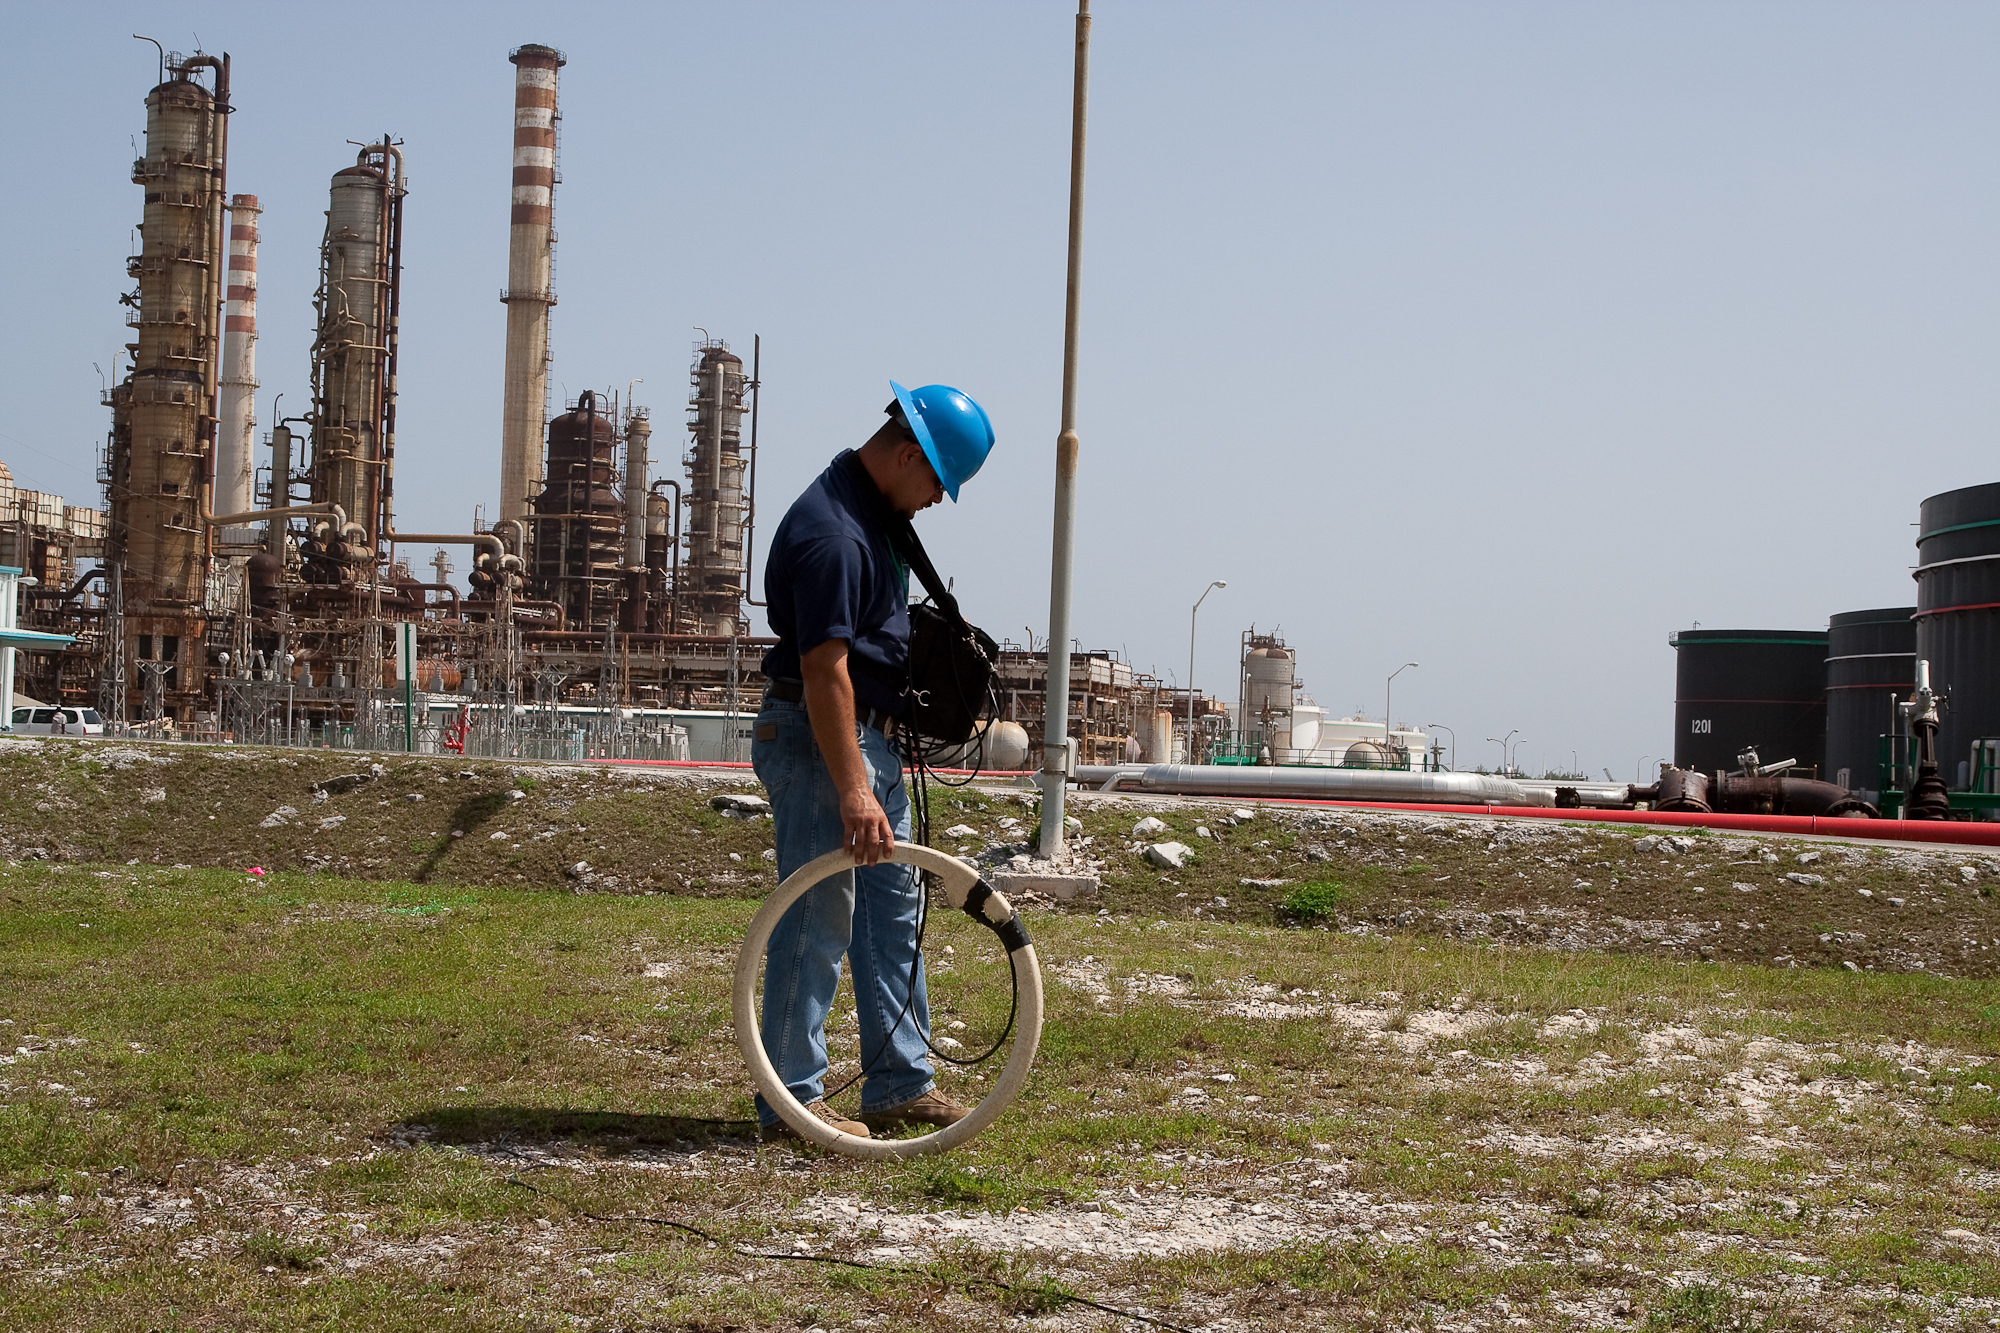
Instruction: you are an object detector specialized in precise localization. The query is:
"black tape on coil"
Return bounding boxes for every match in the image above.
[961,878,1034,955]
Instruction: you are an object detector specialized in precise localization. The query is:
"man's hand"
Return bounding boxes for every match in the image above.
[800,638,896,865]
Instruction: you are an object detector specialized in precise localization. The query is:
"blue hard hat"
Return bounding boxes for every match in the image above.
[890,380,994,502]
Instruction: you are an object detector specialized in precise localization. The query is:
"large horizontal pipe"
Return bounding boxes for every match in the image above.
[1075,763,1550,807]
[1230,798,2000,849]
[386,530,504,561]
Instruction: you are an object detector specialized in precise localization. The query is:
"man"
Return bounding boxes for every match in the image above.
[753,381,996,1141]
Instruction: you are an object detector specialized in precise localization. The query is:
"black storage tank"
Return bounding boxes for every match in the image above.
[1823,607,1915,797]
[1670,629,1828,776]
[1915,482,2000,787]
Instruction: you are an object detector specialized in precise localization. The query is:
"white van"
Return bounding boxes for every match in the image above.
[8,706,107,736]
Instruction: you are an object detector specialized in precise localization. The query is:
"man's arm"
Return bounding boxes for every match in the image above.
[799,637,896,865]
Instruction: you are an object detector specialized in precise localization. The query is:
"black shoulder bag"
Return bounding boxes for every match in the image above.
[886,520,999,747]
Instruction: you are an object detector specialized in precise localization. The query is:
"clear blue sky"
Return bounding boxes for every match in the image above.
[3,2,1995,778]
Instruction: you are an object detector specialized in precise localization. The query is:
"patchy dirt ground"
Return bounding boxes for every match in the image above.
[2,736,1997,981]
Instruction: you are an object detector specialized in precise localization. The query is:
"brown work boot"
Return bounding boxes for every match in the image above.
[759,1101,871,1143]
[859,1088,970,1135]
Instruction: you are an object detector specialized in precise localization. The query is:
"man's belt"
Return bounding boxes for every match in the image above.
[765,678,898,739]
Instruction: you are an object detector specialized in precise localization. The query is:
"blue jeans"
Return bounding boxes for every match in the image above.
[752,697,935,1124]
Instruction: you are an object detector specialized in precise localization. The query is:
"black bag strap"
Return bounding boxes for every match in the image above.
[886,517,964,625]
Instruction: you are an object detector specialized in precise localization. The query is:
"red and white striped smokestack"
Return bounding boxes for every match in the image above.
[216,192,261,540]
[499,43,564,529]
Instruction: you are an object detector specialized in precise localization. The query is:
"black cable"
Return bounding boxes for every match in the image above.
[503,1171,1198,1333]
[814,654,1014,1104]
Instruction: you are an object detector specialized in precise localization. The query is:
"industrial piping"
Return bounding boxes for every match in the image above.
[1075,763,1548,806]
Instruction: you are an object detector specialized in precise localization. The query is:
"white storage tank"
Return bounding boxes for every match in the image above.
[1241,642,1294,752]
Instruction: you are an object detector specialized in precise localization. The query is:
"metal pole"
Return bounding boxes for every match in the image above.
[1037,0,1091,860]
[1385,662,1416,768]
[1427,723,1454,772]
[1187,580,1224,764]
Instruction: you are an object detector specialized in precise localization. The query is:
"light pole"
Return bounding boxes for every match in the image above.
[1187,580,1226,763]
[1385,662,1417,767]
[1570,750,1578,777]
[1636,755,1652,783]
[1487,729,1518,775]
[1427,722,1454,772]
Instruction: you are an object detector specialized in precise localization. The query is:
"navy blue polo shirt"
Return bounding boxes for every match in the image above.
[761,450,911,719]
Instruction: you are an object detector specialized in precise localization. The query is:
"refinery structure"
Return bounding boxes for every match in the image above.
[4,44,792,758]
[3,39,1995,819]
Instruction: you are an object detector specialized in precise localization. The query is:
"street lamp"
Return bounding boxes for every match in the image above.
[1188,580,1226,763]
[1636,755,1652,783]
[1385,662,1417,767]
[1427,722,1454,772]
[1487,729,1519,775]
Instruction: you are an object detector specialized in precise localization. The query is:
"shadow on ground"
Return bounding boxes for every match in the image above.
[413,792,516,882]
[400,1105,759,1152]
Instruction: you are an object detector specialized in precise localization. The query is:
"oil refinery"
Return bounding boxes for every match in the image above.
[0,38,1995,825]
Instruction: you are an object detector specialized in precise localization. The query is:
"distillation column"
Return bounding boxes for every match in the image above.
[498,44,564,531]
[684,342,748,635]
[104,54,229,717]
[215,193,260,543]
[306,144,403,574]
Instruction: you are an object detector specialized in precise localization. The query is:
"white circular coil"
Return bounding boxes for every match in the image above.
[734,843,1043,1160]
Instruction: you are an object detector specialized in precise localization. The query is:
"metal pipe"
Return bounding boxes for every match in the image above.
[405,581,460,616]
[1075,763,1548,807]
[369,141,406,559]
[744,334,765,607]
[650,478,682,632]
[383,530,503,565]
[1037,0,1091,859]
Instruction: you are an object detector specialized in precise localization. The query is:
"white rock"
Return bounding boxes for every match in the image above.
[761,849,777,862]
[1785,873,1825,886]
[1796,851,1822,865]
[1943,1227,1979,1243]
[317,815,347,831]
[1145,841,1193,870]
[1196,826,1213,840]
[1230,808,1256,823]
[711,793,771,815]
[1857,887,1873,897]
[505,789,527,803]
[1132,817,1168,838]
[259,806,297,828]
[1958,865,1979,883]
[1633,835,1661,852]
[942,824,979,839]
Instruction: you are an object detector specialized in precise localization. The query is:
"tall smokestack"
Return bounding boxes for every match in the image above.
[216,193,260,542]
[499,43,563,529]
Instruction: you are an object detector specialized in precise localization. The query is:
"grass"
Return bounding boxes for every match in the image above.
[3,853,2000,1330]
